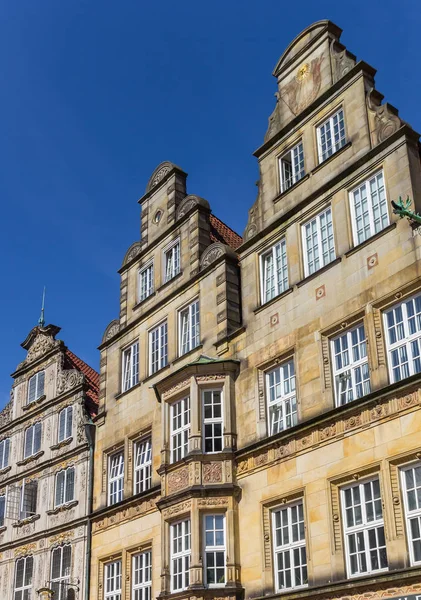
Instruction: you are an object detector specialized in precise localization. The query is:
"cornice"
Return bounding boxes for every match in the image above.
[0,516,89,552]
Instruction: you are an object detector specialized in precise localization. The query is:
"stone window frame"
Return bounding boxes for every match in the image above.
[121,339,140,394]
[98,551,123,600]
[124,541,153,600]
[162,237,181,284]
[277,138,306,194]
[162,379,192,465]
[176,296,200,358]
[50,543,73,595]
[148,319,169,376]
[101,441,125,505]
[162,499,193,595]
[301,205,336,278]
[128,427,152,496]
[314,104,348,165]
[261,487,306,593]
[138,259,154,303]
[259,237,289,306]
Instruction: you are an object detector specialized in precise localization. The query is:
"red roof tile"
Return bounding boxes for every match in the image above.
[64,349,99,415]
[209,214,242,250]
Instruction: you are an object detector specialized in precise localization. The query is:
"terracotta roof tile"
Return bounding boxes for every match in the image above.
[209,215,242,250]
[64,349,99,415]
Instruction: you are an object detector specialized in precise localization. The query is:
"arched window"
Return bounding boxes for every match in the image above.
[51,545,72,600]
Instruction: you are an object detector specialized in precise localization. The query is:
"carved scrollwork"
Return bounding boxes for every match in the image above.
[122,242,142,267]
[200,242,236,271]
[0,399,13,429]
[145,161,181,193]
[176,195,210,221]
[102,319,120,344]
[56,369,84,395]
[330,40,355,83]
[367,88,403,144]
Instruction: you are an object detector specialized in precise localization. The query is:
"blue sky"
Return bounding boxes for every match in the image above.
[0,0,420,408]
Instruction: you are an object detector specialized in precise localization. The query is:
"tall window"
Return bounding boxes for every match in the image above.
[204,514,226,586]
[134,439,152,494]
[20,479,38,519]
[272,501,307,591]
[341,478,388,576]
[401,463,421,565]
[58,407,73,443]
[51,545,72,600]
[0,494,5,527]
[122,342,139,392]
[132,551,152,600]
[139,262,154,302]
[27,371,45,404]
[350,171,388,245]
[202,390,223,453]
[279,141,305,192]
[149,322,168,375]
[105,560,122,600]
[171,397,190,463]
[302,207,335,276]
[108,452,124,506]
[384,294,421,382]
[261,239,289,304]
[164,241,180,282]
[331,324,370,406]
[14,556,33,600]
[171,519,191,592]
[0,438,10,469]
[179,300,200,356]
[266,359,297,436]
[317,108,346,163]
[55,467,75,507]
[24,422,42,458]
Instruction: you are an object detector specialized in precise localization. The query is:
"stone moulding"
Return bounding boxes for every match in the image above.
[367,87,404,144]
[121,241,142,268]
[56,369,84,395]
[46,500,78,515]
[199,242,237,271]
[0,399,13,429]
[176,195,210,221]
[12,514,40,528]
[102,319,120,344]
[92,493,160,533]
[16,450,44,467]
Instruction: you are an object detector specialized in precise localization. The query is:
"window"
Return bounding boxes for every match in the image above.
[139,263,154,302]
[384,294,421,382]
[0,438,10,469]
[164,241,180,283]
[279,141,305,192]
[341,478,388,576]
[134,439,152,494]
[202,390,223,453]
[14,556,33,600]
[27,371,45,404]
[331,324,370,406]
[171,397,190,463]
[122,342,139,392]
[108,452,124,506]
[401,463,421,565]
[132,550,152,600]
[149,322,168,375]
[171,519,191,592]
[0,494,5,527]
[179,300,200,356]
[51,545,72,600]
[24,422,41,458]
[317,108,346,163]
[266,359,297,436]
[20,479,38,520]
[272,501,307,591]
[204,514,226,586]
[58,407,73,443]
[261,240,289,304]
[55,467,75,507]
[105,560,122,600]
[350,171,388,245]
[302,207,335,276]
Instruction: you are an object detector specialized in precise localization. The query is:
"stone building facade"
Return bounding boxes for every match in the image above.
[91,19,421,600]
[0,323,98,599]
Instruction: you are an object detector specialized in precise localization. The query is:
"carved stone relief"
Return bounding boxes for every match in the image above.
[330,41,355,83]
[367,88,403,144]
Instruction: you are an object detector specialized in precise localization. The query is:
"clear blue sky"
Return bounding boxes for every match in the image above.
[1,0,420,408]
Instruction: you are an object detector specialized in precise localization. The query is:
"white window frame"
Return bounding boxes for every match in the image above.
[122,341,140,393]
[50,544,72,600]
[170,519,191,592]
[149,321,168,375]
[349,170,389,246]
[316,107,346,163]
[104,560,122,600]
[132,550,152,600]
[20,479,38,520]
[58,406,73,443]
[164,239,181,283]
[0,492,6,527]
[134,438,152,494]
[202,389,223,454]
[27,371,45,404]
[139,261,154,302]
[108,452,124,506]
[203,514,226,587]
[178,299,200,356]
[14,555,33,600]
[0,438,10,469]
[341,477,388,577]
[260,239,289,304]
[266,359,297,436]
[279,140,305,193]
[24,422,41,458]
[301,207,336,277]
[401,462,421,566]
[384,293,421,383]
[331,324,370,407]
[272,500,307,591]
[55,467,75,507]
[170,396,190,464]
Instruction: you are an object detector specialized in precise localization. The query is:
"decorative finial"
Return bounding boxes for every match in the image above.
[38,287,46,328]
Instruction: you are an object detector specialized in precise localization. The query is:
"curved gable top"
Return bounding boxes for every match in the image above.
[145,161,186,194]
[273,20,341,77]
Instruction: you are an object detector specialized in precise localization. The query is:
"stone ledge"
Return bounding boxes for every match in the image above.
[22,395,46,411]
[12,514,40,528]
[16,450,44,466]
[0,466,11,476]
[50,437,73,451]
[46,500,78,515]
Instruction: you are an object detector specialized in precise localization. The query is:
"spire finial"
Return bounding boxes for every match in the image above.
[38,287,46,328]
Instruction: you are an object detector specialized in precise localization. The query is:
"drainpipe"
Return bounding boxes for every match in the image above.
[84,420,96,600]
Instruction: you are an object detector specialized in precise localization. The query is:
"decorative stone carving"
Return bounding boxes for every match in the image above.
[203,462,223,484]
[167,467,189,494]
[161,379,190,401]
[200,242,236,271]
[102,319,120,343]
[279,55,324,117]
[14,543,37,557]
[367,88,403,144]
[330,40,355,83]
[57,369,84,395]
[176,195,210,221]
[264,93,281,142]
[145,161,182,193]
[161,500,191,520]
[49,530,74,547]
[122,242,142,267]
[0,399,13,429]
[197,497,229,507]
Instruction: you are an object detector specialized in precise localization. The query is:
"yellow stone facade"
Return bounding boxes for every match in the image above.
[91,20,421,600]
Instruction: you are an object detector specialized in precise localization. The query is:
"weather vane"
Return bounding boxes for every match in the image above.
[38,287,46,328]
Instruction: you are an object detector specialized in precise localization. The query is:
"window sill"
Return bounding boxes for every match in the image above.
[133,291,157,312]
[253,287,293,314]
[311,141,352,175]
[296,257,342,288]
[13,514,40,528]
[22,395,46,411]
[0,466,11,476]
[47,500,78,515]
[115,381,142,401]
[158,271,183,292]
[50,437,73,451]
[0,526,6,534]
[172,344,204,366]
[17,450,44,466]
[273,174,310,204]
[344,222,397,258]
[143,364,171,384]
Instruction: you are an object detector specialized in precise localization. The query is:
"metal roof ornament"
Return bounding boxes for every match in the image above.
[38,287,46,328]
[391,196,421,226]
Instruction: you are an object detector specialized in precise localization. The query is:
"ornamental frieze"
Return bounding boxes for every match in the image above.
[167,466,189,494]
[49,530,74,546]
[161,500,191,520]
[14,543,37,557]
[57,369,84,395]
[202,462,223,484]
[161,379,190,401]
[92,496,159,533]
